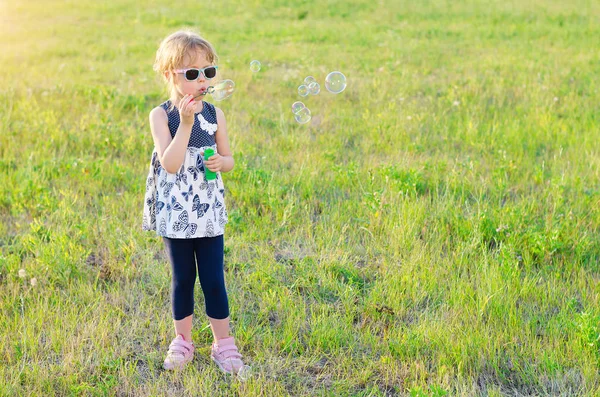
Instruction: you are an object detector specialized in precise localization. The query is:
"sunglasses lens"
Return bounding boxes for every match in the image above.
[185,69,200,80]
[204,67,217,79]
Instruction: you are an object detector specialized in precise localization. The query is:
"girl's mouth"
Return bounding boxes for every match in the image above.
[193,90,206,99]
[194,86,215,99]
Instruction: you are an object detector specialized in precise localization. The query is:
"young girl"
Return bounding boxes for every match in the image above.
[142,30,245,374]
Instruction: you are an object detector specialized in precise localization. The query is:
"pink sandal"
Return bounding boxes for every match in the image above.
[163,334,195,370]
[211,336,245,374]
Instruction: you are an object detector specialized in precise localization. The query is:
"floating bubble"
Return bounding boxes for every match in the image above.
[237,365,253,381]
[325,71,346,94]
[294,107,311,124]
[298,85,309,97]
[209,79,235,101]
[250,60,261,73]
[308,82,320,95]
[304,76,317,86]
[291,101,306,114]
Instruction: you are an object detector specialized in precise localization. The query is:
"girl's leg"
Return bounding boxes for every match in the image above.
[193,235,230,342]
[174,315,193,342]
[208,316,230,342]
[163,237,198,342]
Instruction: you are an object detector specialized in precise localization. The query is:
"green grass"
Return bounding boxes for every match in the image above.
[1,0,600,395]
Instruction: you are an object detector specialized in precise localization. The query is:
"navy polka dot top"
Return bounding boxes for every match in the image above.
[160,100,218,148]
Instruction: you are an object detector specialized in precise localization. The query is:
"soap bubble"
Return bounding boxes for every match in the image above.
[209,79,235,101]
[304,76,317,86]
[298,85,309,97]
[291,101,306,114]
[294,107,311,124]
[325,71,346,94]
[237,365,252,381]
[250,60,261,72]
[308,82,320,95]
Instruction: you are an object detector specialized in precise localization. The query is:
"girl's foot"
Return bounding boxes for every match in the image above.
[163,334,195,370]
[211,336,245,374]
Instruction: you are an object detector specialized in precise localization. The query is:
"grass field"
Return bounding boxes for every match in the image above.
[1,0,600,395]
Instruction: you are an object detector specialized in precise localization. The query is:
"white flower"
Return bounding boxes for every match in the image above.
[453,101,460,106]
[30,278,37,287]
[18,269,26,278]
[197,113,218,136]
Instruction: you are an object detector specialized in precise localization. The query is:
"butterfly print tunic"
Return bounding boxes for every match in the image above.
[142,100,228,238]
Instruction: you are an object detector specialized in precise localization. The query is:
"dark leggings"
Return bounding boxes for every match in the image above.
[162,235,229,320]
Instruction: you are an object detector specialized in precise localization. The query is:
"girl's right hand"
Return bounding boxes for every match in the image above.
[178,94,196,126]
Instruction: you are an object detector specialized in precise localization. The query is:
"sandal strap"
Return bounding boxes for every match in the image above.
[216,344,239,353]
[169,345,190,355]
[170,338,193,348]
[217,349,242,360]
[169,340,193,355]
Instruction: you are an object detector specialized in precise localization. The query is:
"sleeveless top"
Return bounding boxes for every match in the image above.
[142,100,228,238]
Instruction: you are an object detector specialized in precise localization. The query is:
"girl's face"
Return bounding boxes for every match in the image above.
[169,50,215,101]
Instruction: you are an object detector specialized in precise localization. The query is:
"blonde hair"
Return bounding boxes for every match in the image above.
[153,30,218,103]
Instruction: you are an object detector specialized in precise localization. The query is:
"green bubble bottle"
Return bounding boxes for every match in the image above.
[204,148,217,180]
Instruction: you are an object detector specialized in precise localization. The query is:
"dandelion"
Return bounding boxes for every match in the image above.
[407,116,412,120]
[553,97,558,102]
[30,278,38,287]
[18,269,26,278]
[453,100,460,106]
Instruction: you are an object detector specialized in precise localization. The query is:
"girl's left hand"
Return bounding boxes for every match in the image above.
[204,151,224,172]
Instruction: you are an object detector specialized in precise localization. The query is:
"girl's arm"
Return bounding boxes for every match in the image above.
[149,96,196,174]
[213,107,234,173]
